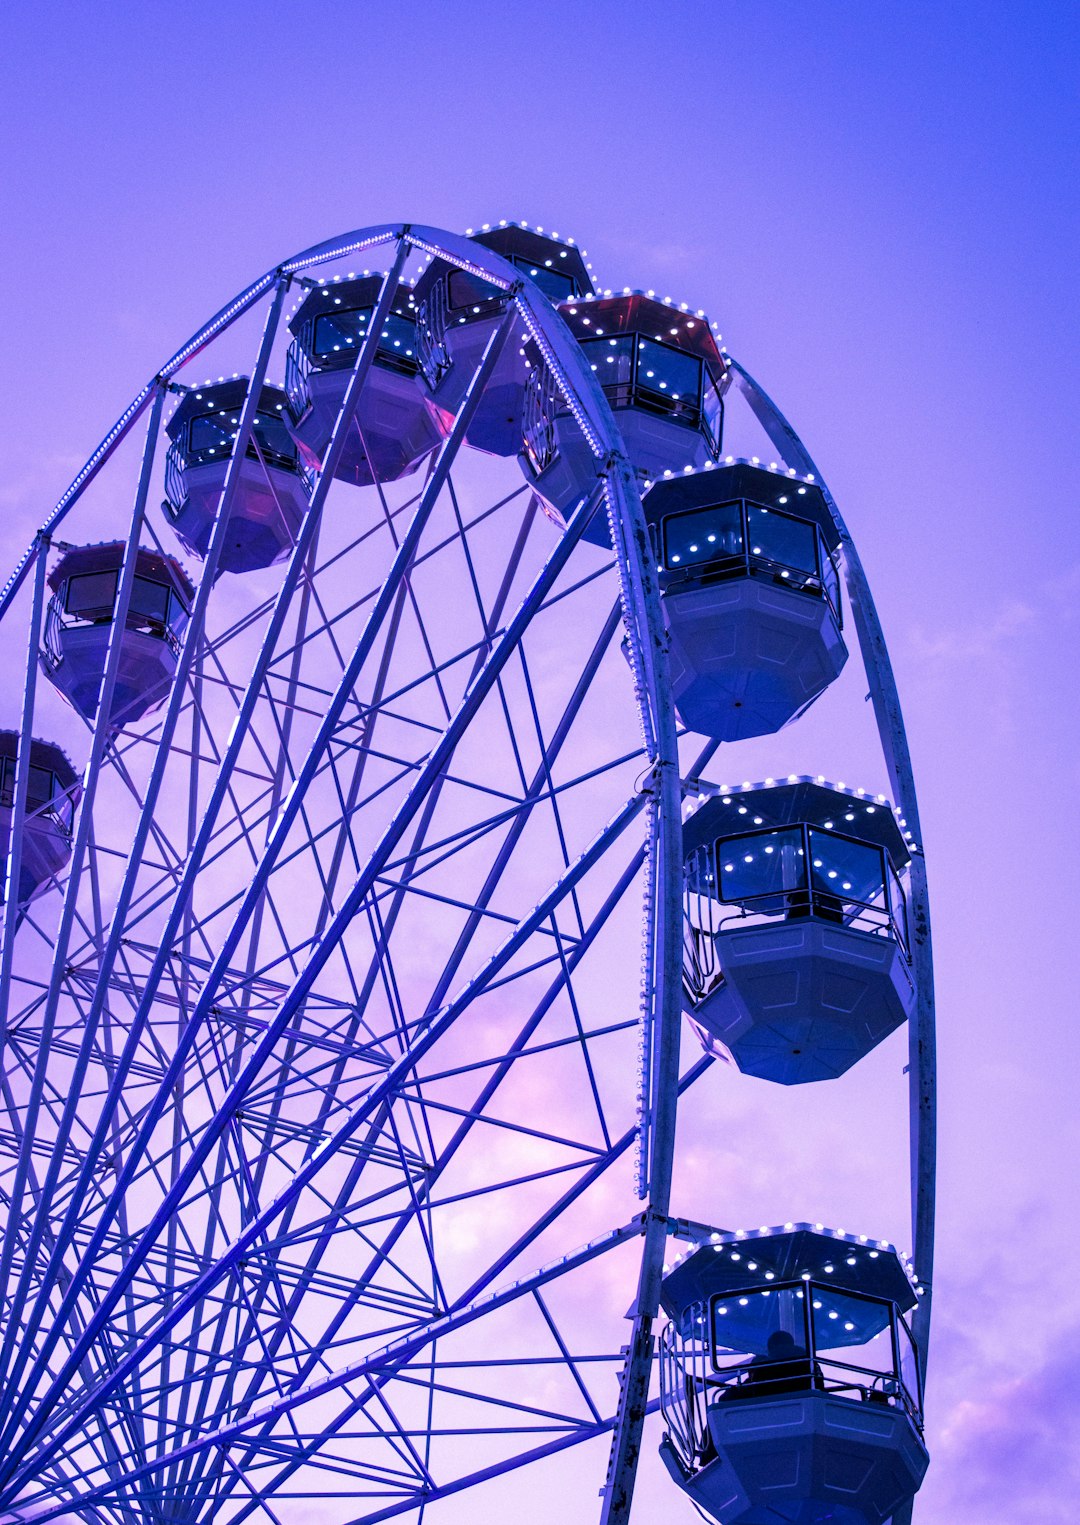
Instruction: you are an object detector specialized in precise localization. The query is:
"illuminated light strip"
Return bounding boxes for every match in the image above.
[279,230,400,275]
[406,233,515,290]
[159,273,277,375]
[516,300,606,458]
[464,218,600,283]
[682,773,900,818]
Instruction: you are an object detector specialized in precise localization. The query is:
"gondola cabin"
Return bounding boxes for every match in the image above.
[164,380,311,575]
[40,544,193,727]
[682,780,915,1084]
[414,222,593,457]
[284,276,447,486]
[659,1224,928,1525]
[0,732,80,907]
[644,463,848,740]
[520,292,728,544]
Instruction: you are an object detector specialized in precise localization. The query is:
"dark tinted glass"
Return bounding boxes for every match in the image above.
[448,269,504,309]
[898,1316,921,1406]
[581,334,634,387]
[27,765,57,810]
[713,1286,814,1397]
[167,590,190,632]
[312,308,368,358]
[711,1286,769,1380]
[129,575,170,624]
[747,504,819,577]
[703,377,723,452]
[252,411,296,462]
[812,1288,895,1394]
[807,830,885,904]
[637,339,702,404]
[717,828,806,903]
[188,411,236,456]
[312,307,416,367]
[66,570,118,617]
[379,311,417,362]
[712,1285,808,1362]
[510,257,577,301]
[662,502,743,571]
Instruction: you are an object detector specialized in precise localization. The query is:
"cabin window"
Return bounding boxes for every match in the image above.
[448,269,504,310]
[65,570,117,618]
[663,501,743,571]
[746,504,819,580]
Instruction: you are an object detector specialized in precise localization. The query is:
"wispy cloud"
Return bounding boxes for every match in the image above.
[925,1321,1080,1522]
[908,597,1034,666]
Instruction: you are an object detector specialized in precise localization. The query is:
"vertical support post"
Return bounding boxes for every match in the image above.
[597,457,684,1525]
[499,285,688,1524]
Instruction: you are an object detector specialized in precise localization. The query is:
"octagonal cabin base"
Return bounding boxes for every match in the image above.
[522,409,715,548]
[2,821,73,908]
[667,578,848,741]
[42,625,178,728]
[169,458,308,575]
[0,735,79,908]
[290,368,445,487]
[466,366,529,456]
[692,921,914,1084]
[428,318,495,414]
[664,1392,928,1525]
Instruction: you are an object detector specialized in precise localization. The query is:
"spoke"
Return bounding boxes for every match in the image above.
[2,787,646,1497]
[0,223,724,1524]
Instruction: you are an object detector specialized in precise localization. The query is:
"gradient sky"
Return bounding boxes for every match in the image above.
[1,3,1078,1520]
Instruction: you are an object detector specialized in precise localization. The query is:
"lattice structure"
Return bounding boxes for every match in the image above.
[0,223,935,1525]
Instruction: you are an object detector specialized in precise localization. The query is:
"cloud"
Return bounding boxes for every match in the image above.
[908,597,1034,666]
[923,1321,1080,1522]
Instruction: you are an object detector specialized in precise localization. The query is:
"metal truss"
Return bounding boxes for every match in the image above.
[0,227,686,1525]
[0,224,934,1525]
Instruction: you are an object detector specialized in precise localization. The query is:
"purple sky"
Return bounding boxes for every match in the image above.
[2,3,1078,1519]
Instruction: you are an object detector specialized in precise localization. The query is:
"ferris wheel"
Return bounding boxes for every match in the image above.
[0,221,935,1525]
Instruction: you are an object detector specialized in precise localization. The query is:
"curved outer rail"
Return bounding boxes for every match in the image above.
[0,224,684,1523]
[729,362,937,1395]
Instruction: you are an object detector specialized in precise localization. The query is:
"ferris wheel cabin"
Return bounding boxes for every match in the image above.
[39,544,193,727]
[659,1224,928,1525]
[163,380,311,574]
[284,276,447,486]
[682,780,916,1084]
[644,463,848,741]
[519,292,728,543]
[414,222,593,456]
[0,732,80,907]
